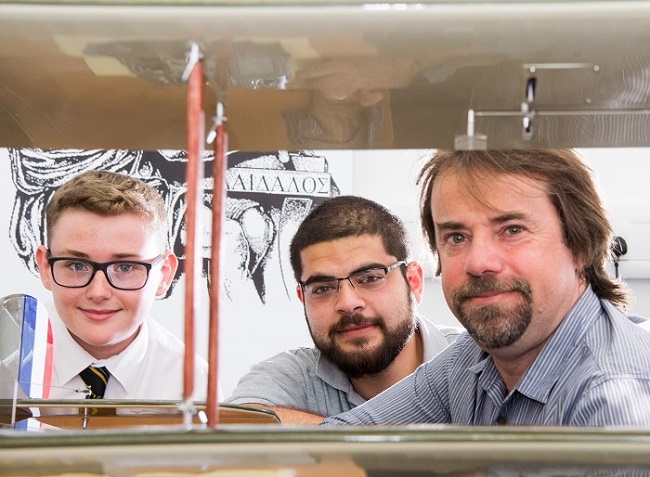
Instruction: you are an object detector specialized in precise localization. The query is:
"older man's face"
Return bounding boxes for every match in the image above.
[431,170,585,357]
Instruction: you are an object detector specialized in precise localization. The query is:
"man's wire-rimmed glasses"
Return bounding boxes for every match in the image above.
[300,261,406,303]
[46,250,163,290]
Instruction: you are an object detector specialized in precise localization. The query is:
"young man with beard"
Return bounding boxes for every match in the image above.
[224,195,461,424]
[323,149,650,427]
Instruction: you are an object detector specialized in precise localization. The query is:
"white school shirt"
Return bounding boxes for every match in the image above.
[47,313,212,402]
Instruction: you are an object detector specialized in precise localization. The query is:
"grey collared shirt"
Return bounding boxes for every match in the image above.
[224,315,461,417]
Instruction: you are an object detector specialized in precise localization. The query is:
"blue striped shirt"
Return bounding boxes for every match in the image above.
[323,287,650,426]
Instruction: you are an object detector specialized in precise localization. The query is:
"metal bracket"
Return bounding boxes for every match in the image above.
[182,42,203,83]
[521,76,536,140]
[207,102,228,145]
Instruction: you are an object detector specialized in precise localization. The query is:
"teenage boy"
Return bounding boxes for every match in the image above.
[35,169,209,401]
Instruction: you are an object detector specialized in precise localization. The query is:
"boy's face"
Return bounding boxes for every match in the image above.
[35,210,177,359]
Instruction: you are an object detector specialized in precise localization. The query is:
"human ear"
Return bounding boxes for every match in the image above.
[405,261,424,304]
[296,284,305,304]
[156,251,178,297]
[35,245,53,291]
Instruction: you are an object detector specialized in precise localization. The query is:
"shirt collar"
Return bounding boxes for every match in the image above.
[51,313,96,387]
[316,351,366,406]
[417,314,454,361]
[315,314,428,407]
[101,319,149,394]
[515,286,602,403]
[467,287,603,404]
[51,313,150,395]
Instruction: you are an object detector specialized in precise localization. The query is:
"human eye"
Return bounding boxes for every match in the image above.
[308,281,337,296]
[443,232,466,246]
[354,269,386,287]
[504,224,524,236]
[63,260,92,273]
[111,262,138,275]
[499,224,527,241]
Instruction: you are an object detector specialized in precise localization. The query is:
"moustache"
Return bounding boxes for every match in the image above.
[331,314,382,334]
[452,277,532,308]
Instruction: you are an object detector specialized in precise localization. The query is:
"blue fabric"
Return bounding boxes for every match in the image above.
[17,295,37,397]
[323,287,650,427]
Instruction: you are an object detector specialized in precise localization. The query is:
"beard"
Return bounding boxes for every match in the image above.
[452,276,533,349]
[307,295,416,379]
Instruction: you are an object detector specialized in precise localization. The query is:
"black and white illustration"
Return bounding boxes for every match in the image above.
[9,148,341,304]
[4,147,351,395]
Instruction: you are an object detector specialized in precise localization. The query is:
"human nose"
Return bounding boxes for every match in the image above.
[85,268,113,298]
[334,277,365,313]
[463,234,505,277]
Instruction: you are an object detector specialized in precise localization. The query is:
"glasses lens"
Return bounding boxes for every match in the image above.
[351,268,388,290]
[106,262,149,290]
[304,279,339,301]
[52,259,94,287]
[51,259,150,290]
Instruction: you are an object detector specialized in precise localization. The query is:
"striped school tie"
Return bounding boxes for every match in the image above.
[79,365,110,399]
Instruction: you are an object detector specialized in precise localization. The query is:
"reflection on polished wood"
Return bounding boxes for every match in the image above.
[38,406,280,429]
[2,1,650,150]
[1,400,280,429]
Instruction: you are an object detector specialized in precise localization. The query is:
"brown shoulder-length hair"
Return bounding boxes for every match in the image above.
[417,149,628,309]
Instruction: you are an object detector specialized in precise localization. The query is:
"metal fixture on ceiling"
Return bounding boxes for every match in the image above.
[459,63,650,148]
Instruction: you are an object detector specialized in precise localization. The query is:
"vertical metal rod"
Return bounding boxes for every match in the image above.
[207,102,227,427]
[183,43,204,425]
[467,109,475,137]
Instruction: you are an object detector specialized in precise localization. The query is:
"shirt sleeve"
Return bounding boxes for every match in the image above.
[322,358,451,425]
[224,349,314,408]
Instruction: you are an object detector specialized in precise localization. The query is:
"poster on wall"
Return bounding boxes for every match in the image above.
[1,147,354,397]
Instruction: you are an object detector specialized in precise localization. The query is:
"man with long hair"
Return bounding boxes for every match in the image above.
[324,150,650,426]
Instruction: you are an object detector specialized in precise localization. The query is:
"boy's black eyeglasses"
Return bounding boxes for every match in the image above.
[46,250,163,290]
[300,261,406,303]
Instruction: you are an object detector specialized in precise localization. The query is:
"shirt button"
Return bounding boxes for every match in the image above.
[496,416,507,425]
